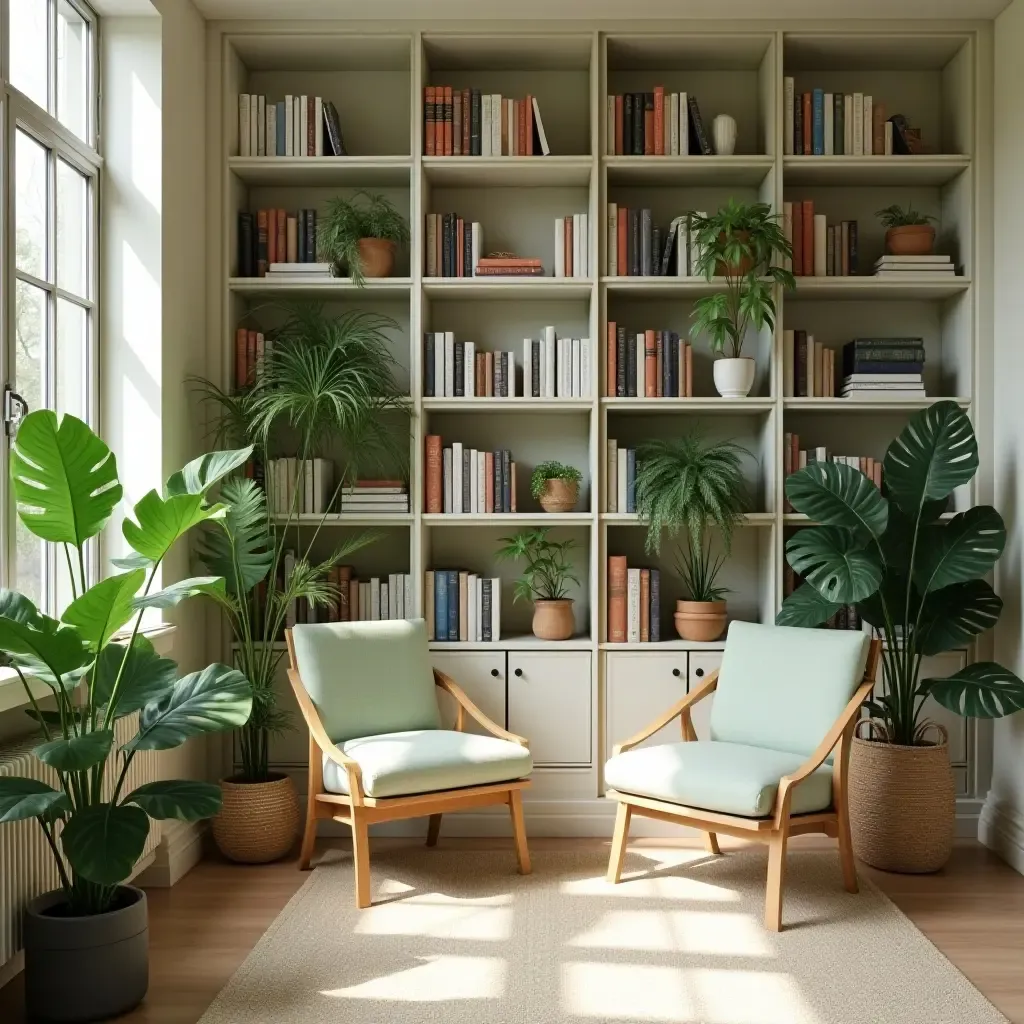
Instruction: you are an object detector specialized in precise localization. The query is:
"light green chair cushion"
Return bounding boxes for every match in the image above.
[291,619,441,744]
[710,621,870,759]
[322,730,533,799]
[604,740,833,818]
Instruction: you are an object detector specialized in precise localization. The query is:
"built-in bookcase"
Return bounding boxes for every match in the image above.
[211,24,987,827]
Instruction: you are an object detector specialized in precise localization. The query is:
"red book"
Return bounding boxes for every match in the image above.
[791,202,803,277]
[443,86,453,156]
[235,327,247,389]
[424,86,435,155]
[607,321,617,397]
[617,207,627,277]
[276,209,286,264]
[267,208,277,264]
[802,93,812,155]
[615,95,624,155]
[518,99,527,156]
[801,200,814,277]
[645,330,657,397]
[256,209,268,277]
[246,331,258,386]
[425,435,442,513]
[453,89,462,155]
[608,556,628,643]
[435,87,444,156]
[653,87,665,156]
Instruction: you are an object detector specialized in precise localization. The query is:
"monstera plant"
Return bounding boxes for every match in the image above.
[0,410,253,1021]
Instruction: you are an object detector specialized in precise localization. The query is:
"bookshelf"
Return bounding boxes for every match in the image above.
[211,24,988,834]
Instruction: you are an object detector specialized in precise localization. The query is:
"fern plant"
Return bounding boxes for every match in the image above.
[496,528,580,602]
[317,191,410,285]
[530,461,582,500]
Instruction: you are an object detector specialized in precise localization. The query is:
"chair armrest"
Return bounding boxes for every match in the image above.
[433,669,529,747]
[613,670,719,755]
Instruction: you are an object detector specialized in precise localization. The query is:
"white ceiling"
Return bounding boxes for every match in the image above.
[191,0,1011,21]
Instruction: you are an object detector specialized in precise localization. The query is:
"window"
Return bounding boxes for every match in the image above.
[3,0,100,613]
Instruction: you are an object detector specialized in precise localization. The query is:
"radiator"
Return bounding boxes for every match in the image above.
[0,714,161,967]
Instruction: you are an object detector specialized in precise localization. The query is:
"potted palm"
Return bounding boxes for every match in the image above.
[778,401,1024,872]
[531,461,582,513]
[194,303,409,863]
[497,528,580,641]
[877,203,936,256]
[0,411,253,1022]
[317,190,410,285]
[633,434,749,641]
[689,200,795,398]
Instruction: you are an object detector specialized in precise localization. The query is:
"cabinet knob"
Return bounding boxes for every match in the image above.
[490,668,500,678]
[514,668,523,678]
[672,668,681,678]
[695,667,704,678]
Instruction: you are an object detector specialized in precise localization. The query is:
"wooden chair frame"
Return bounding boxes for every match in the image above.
[285,629,532,908]
[605,639,882,931]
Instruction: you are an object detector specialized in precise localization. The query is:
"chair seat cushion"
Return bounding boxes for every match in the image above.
[323,730,533,799]
[604,740,833,819]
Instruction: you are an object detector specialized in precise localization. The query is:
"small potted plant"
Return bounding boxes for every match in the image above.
[531,461,582,513]
[876,203,936,256]
[317,190,410,285]
[689,200,795,399]
[497,528,580,641]
[633,433,749,642]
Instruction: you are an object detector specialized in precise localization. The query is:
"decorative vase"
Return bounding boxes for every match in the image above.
[539,478,579,513]
[532,599,575,641]
[673,599,728,642]
[848,721,955,873]
[713,357,755,398]
[24,886,148,1022]
[712,114,737,156]
[884,224,935,256]
[212,774,301,864]
[357,237,396,278]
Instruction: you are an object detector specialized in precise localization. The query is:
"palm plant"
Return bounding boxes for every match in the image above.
[193,303,410,781]
[317,191,409,285]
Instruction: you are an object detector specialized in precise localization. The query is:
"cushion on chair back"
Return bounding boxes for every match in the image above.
[290,619,441,743]
[709,621,870,759]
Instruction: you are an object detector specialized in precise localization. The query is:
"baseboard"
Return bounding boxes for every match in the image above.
[0,951,23,991]
[136,821,205,888]
[979,797,1024,875]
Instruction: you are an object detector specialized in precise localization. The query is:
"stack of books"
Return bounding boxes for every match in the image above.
[784,571,862,632]
[424,437,516,515]
[782,85,889,157]
[425,214,482,277]
[423,89,549,156]
[607,557,661,644]
[605,89,711,156]
[237,208,320,277]
[426,570,502,642]
[606,324,693,398]
[476,256,544,278]
[873,254,954,278]
[339,481,409,515]
[841,339,926,400]
[424,334,519,398]
[234,328,268,389]
[605,441,636,513]
[554,215,589,278]
[238,95,345,157]
[265,262,332,283]
[782,331,835,398]
[265,458,333,515]
[783,202,858,276]
[523,327,592,399]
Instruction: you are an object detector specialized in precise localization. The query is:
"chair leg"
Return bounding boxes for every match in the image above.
[606,802,632,884]
[351,814,372,909]
[704,831,722,855]
[836,808,859,894]
[508,790,531,875]
[426,813,442,848]
[298,799,318,870]
[765,830,789,932]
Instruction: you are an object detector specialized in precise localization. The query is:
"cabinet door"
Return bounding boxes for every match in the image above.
[430,651,506,737]
[605,652,687,760]
[508,652,592,765]
[687,651,722,741]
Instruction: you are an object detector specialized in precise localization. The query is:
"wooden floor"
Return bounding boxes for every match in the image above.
[1,836,1022,1023]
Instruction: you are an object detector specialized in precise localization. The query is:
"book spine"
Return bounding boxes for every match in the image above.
[616,327,627,397]
[425,435,442,513]
[802,92,812,154]
[783,77,794,155]
[644,330,657,398]
[650,568,660,643]
[627,569,640,643]
[608,556,628,643]
[447,571,459,641]
[502,450,511,513]
[794,90,803,155]
[434,569,446,639]
[626,448,636,514]
[688,95,711,154]
[425,86,435,155]
[607,321,617,398]
[813,88,824,155]
[848,220,858,274]
[626,333,637,398]
[640,569,650,642]
[801,201,813,278]
[256,209,268,277]
[653,87,664,155]
[481,579,492,642]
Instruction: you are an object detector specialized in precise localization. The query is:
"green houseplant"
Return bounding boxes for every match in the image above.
[777,401,1024,872]
[876,202,937,256]
[531,461,582,513]
[689,200,795,399]
[0,410,253,1022]
[634,434,749,642]
[194,303,409,861]
[317,190,410,285]
[497,528,580,641]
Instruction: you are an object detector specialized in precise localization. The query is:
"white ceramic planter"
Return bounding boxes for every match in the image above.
[713,357,755,398]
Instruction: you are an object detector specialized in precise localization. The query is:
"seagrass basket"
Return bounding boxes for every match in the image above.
[212,774,300,864]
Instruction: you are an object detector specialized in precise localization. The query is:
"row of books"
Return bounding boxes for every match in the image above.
[554,215,590,278]
[606,325,694,399]
[265,458,333,516]
[237,94,345,158]
[783,86,890,157]
[426,571,502,642]
[237,209,320,278]
[874,254,955,278]
[424,214,482,277]
[605,89,712,157]
[605,442,636,514]
[839,338,926,398]
[783,203,858,277]
[784,438,884,493]
[607,208,703,277]
[424,335,517,398]
[781,331,836,398]
[423,88,550,157]
[275,560,413,628]
[234,328,268,389]
[424,437,516,515]
[783,570,863,632]
[607,558,662,643]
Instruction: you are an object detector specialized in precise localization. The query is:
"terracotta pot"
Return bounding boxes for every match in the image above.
[885,224,935,256]
[714,230,755,277]
[532,599,575,641]
[848,721,955,873]
[539,478,579,513]
[212,774,300,864]
[358,237,397,278]
[673,600,728,642]
[713,356,755,398]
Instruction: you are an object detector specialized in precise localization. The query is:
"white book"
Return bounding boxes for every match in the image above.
[607,96,615,155]
[379,583,388,621]
[286,458,298,513]
[824,94,834,155]
[627,568,641,643]
[268,262,332,274]
[854,93,864,155]
[606,204,617,276]
[607,439,617,512]
[468,576,477,641]
[579,214,588,277]
[572,214,580,279]
[783,77,795,155]
[875,254,951,263]
[249,97,258,159]
[531,96,550,156]
[469,451,478,513]
[239,94,251,156]
[452,442,463,514]
[863,95,872,156]
[444,332,455,398]
[679,91,689,155]
[783,329,795,398]
[554,219,565,278]
[840,389,925,399]
[404,575,413,620]
[293,96,302,156]
[580,338,591,398]
[571,338,581,398]
[635,333,645,400]
[617,449,628,512]
[388,573,397,619]
[471,223,483,278]
[845,373,923,384]
[481,94,491,157]
[538,338,547,398]
[523,339,533,399]
[371,577,381,621]
[844,95,853,154]
[556,337,565,398]
[315,97,324,156]
[491,94,502,156]
[284,95,293,156]
[491,579,501,642]
[433,332,445,401]
[256,95,265,156]
[813,215,827,276]
[677,217,689,275]
[507,351,516,398]
[267,103,277,157]
[464,341,475,397]
[359,581,370,621]
[670,93,679,155]
[300,95,308,156]
[544,326,556,399]
[397,574,405,619]
[443,447,453,513]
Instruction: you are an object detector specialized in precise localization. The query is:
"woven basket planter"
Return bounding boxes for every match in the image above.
[212,774,300,864]
[539,479,579,513]
[848,720,955,874]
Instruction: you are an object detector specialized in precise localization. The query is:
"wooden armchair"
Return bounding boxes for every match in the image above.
[604,622,881,931]
[285,620,532,908]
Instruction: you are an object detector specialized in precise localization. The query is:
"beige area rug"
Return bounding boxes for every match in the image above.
[199,847,1007,1024]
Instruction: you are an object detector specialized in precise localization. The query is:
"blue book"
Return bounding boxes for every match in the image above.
[447,571,459,641]
[276,101,286,156]
[434,571,447,641]
[626,449,636,514]
[812,89,825,155]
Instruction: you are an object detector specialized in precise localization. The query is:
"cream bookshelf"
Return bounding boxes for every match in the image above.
[210,24,987,834]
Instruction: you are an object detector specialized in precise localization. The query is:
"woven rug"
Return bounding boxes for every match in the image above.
[198,846,1007,1024]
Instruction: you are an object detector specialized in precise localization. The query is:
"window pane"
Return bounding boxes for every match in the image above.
[57,299,88,423]
[15,521,45,607]
[10,0,49,111]
[16,131,48,280]
[57,1,89,141]
[57,160,89,296]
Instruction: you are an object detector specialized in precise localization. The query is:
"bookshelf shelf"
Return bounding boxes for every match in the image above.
[788,277,971,301]
[423,156,593,187]
[228,155,413,186]
[783,397,971,412]
[422,398,592,413]
[429,636,593,652]
[270,513,413,526]
[603,155,775,187]
[599,640,726,652]
[228,276,413,296]
[601,512,775,527]
[601,397,774,414]
[782,154,970,187]
[422,278,593,299]
[423,513,593,526]
[602,276,772,296]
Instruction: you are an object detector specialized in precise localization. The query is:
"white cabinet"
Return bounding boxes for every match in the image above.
[687,652,722,741]
[508,651,591,765]
[430,651,506,736]
[605,652,687,760]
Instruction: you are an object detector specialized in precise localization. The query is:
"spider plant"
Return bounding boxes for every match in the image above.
[317,190,410,286]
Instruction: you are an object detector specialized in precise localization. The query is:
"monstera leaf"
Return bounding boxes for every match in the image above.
[61,803,151,885]
[61,570,145,650]
[122,490,227,564]
[94,637,178,717]
[785,527,883,604]
[923,662,1024,719]
[9,410,123,547]
[912,507,1006,595]
[785,461,888,538]
[776,583,842,628]
[916,580,1003,656]
[125,780,222,821]
[164,447,253,498]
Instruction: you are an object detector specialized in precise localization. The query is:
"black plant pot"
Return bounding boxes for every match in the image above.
[24,886,148,1022]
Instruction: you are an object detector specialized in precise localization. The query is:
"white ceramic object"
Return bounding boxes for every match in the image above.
[712,114,738,156]
[713,357,755,398]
